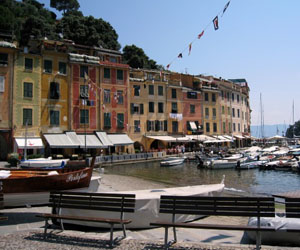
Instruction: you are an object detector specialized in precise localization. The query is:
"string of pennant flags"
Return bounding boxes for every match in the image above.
[166,0,231,70]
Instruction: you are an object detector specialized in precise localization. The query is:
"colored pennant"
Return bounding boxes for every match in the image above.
[198,30,204,39]
[188,43,192,56]
[178,53,183,58]
[213,16,219,30]
[222,1,230,16]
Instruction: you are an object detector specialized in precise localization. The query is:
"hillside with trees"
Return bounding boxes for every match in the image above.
[0,0,160,69]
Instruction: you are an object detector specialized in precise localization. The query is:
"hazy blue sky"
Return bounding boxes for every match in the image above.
[40,0,300,126]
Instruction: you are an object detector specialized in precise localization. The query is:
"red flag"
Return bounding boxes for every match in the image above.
[198,30,204,39]
[188,43,192,56]
[213,16,219,30]
[178,53,183,58]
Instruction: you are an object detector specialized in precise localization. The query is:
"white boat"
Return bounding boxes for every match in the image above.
[58,181,225,229]
[237,160,268,170]
[20,157,69,169]
[247,214,300,245]
[160,157,185,166]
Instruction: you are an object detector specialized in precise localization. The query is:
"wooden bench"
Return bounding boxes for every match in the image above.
[284,197,300,233]
[36,191,136,246]
[150,196,276,250]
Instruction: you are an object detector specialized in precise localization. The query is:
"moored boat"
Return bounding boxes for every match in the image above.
[160,156,186,166]
[0,157,96,208]
[20,157,69,169]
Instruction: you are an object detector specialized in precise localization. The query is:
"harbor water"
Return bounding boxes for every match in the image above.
[104,160,300,196]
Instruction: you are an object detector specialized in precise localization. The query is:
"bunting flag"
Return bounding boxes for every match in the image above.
[165,1,231,69]
[213,16,219,30]
[222,1,230,16]
[198,30,204,39]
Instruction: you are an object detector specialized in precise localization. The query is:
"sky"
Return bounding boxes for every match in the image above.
[39,0,300,126]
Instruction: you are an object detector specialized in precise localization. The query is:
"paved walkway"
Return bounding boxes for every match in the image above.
[1,206,300,249]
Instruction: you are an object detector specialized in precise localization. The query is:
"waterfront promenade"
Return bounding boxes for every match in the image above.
[1,170,300,249]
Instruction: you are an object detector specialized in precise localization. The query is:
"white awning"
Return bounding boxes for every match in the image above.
[44,134,79,148]
[189,121,197,130]
[213,135,232,142]
[146,135,176,142]
[15,137,44,149]
[65,131,81,145]
[95,132,113,147]
[234,135,245,139]
[77,134,104,148]
[223,135,236,141]
[174,136,192,142]
[107,134,134,146]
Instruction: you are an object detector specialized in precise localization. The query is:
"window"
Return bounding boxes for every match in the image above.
[104,113,111,128]
[204,93,209,102]
[212,93,216,102]
[50,82,60,99]
[131,103,143,114]
[134,120,140,132]
[80,65,88,78]
[205,108,209,118]
[238,123,241,132]
[190,104,195,114]
[232,108,235,117]
[133,85,140,96]
[0,53,8,65]
[50,110,59,126]
[228,107,230,115]
[146,120,155,131]
[213,123,217,133]
[23,108,32,126]
[80,85,89,99]
[232,93,235,102]
[80,109,89,124]
[172,121,178,133]
[104,89,110,103]
[237,109,240,118]
[148,85,154,95]
[206,122,210,133]
[104,68,110,79]
[171,88,177,98]
[158,86,164,96]
[149,102,154,113]
[237,94,240,103]
[226,92,229,101]
[59,62,67,75]
[117,90,123,104]
[212,108,216,118]
[0,76,4,92]
[229,122,232,133]
[187,92,197,99]
[158,102,164,113]
[222,106,225,114]
[233,123,236,132]
[117,113,124,128]
[223,122,226,132]
[109,56,117,63]
[44,60,52,73]
[25,58,33,71]
[221,91,224,100]
[171,102,177,113]
[117,69,123,80]
[24,82,33,98]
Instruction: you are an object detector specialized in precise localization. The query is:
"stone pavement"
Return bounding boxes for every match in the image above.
[1,206,300,250]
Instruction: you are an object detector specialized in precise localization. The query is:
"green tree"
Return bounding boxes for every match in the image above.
[50,0,80,14]
[286,120,300,138]
[122,44,159,69]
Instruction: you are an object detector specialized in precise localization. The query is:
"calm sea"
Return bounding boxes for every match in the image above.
[104,160,300,196]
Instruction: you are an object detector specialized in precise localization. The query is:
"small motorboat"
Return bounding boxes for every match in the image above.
[20,157,69,169]
[160,157,185,166]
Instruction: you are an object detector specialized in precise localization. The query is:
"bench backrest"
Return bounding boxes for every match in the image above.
[285,197,300,218]
[159,196,275,218]
[49,191,136,214]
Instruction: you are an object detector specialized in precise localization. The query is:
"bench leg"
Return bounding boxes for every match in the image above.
[44,218,49,239]
[173,226,177,243]
[256,231,261,250]
[109,223,114,247]
[164,227,169,249]
[121,223,127,238]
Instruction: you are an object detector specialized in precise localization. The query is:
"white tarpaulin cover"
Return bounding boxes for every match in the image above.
[15,137,44,149]
[247,215,300,245]
[60,183,225,229]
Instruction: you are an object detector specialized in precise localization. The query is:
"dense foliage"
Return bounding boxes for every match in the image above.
[0,0,159,67]
[122,44,160,70]
[286,121,300,138]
